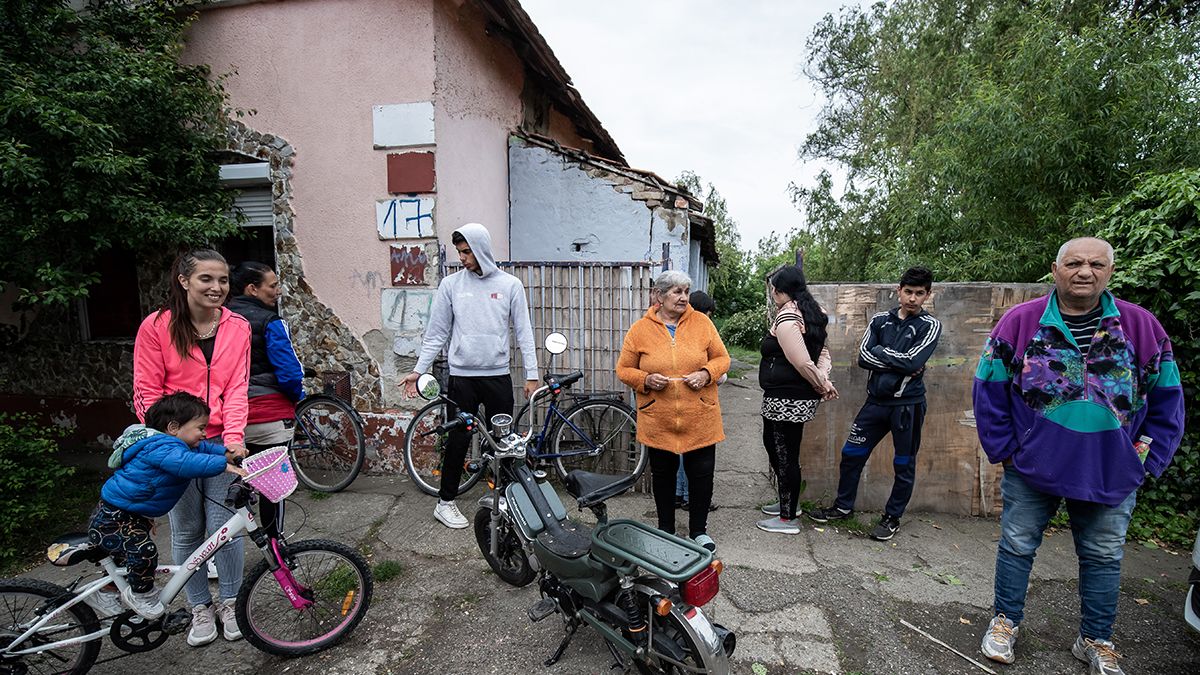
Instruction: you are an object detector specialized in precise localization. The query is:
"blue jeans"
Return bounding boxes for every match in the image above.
[993,466,1136,640]
[675,457,689,500]
[168,471,244,606]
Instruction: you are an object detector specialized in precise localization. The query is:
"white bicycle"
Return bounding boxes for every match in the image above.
[0,450,372,674]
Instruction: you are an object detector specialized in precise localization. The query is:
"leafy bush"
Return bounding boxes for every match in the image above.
[720,308,769,350]
[0,413,75,568]
[1087,168,1200,548]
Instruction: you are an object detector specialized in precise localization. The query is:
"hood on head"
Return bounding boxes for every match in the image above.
[454,222,498,277]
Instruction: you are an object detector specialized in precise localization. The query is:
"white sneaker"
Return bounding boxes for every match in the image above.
[206,560,218,580]
[1072,636,1125,675]
[82,587,124,619]
[186,603,218,647]
[120,586,165,620]
[433,500,468,529]
[214,598,242,641]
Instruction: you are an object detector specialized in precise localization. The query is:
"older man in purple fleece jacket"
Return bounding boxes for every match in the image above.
[973,237,1184,675]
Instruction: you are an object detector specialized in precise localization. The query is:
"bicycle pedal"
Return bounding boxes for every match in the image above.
[528,598,556,623]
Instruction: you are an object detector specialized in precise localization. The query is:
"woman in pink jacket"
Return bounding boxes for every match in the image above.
[132,249,251,648]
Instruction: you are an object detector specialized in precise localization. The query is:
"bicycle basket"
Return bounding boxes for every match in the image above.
[321,371,353,403]
[243,447,298,503]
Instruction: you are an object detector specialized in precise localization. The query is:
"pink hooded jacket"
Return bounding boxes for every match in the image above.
[132,307,252,446]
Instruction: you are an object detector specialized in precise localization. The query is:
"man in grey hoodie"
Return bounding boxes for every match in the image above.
[401,223,539,528]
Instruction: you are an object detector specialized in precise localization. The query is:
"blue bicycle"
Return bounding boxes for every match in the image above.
[402,334,646,496]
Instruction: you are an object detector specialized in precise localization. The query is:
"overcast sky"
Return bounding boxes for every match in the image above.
[521,0,861,249]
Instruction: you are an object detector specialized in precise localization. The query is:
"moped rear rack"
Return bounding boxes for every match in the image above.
[591,519,712,582]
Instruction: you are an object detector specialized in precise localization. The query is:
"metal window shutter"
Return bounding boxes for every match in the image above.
[230,188,273,227]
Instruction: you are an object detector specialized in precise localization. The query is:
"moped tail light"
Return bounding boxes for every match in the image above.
[681,560,722,607]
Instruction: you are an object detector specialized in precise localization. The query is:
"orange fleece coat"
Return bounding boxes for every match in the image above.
[616,305,730,453]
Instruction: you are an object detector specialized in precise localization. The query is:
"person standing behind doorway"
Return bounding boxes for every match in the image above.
[400,223,539,529]
[807,267,941,541]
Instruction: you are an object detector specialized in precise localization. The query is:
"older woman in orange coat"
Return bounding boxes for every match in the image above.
[617,271,730,552]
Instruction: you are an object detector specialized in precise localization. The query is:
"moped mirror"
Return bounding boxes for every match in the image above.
[544,331,568,355]
[415,373,441,400]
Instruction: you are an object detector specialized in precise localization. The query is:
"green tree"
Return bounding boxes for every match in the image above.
[1085,168,1200,546]
[675,171,759,318]
[0,0,239,307]
[793,0,1200,282]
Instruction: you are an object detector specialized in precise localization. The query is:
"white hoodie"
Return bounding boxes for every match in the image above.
[412,223,538,379]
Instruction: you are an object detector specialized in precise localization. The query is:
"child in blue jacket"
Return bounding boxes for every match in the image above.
[89,392,246,620]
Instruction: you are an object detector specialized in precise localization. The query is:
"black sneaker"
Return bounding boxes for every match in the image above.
[807,506,853,523]
[870,515,901,541]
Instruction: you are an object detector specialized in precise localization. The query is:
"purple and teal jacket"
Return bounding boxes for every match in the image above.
[972,290,1184,506]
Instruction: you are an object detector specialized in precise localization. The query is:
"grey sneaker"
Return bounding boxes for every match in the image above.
[981,614,1019,664]
[807,506,852,523]
[870,515,901,541]
[120,586,164,620]
[693,533,716,552]
[760,502,781,516]
[186,603,218,647]
[82,587,124,620]
[1072,636,1124,675]
[756,516,801,535]
[215,598,242,641]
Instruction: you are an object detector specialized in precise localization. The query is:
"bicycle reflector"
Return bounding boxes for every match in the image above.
[681,560,722,607]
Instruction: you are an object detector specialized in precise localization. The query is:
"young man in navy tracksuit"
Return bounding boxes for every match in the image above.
[808,267,941,541]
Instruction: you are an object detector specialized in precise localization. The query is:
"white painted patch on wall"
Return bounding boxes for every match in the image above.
[372,102,435,148]
[382,288,436,356]
[377,197,435,239]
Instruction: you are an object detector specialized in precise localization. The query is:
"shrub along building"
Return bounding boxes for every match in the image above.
[0,0,718,473]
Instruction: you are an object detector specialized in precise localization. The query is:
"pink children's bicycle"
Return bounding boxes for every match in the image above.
[0,447,373,674]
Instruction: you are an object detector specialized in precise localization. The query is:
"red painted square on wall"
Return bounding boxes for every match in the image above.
[390,244,429,286]
[387,152,435,194]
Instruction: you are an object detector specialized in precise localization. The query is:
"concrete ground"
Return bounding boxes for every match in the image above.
[22,373,1200,674]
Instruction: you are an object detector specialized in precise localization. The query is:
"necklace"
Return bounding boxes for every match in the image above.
[195,315,219,340]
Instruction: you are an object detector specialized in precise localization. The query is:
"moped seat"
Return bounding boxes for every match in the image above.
[535,520,592,559]
[565,470,637,508]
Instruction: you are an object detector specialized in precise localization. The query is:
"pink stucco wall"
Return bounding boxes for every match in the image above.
[183,0,437,336]
[431,0,525,259]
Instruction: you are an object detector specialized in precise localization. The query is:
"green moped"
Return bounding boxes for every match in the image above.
[414,334,734,673]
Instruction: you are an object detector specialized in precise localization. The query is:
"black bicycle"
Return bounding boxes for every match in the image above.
[289,370,366,492]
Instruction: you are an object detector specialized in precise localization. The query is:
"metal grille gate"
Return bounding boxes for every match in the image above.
[445,261,656,402]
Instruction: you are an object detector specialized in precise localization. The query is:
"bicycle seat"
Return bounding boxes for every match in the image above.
[565,470,638,508]
[47,533,108,567]
[544,372,583,388]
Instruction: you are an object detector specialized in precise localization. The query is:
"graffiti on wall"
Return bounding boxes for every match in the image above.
[377,197,435,239]
[382,288,436,356]
[390,245,428,286]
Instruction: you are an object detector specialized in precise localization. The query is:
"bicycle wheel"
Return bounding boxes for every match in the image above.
[402,400,484,497]
[552,399,646,480]
[290,395,366,493]
[236,538,373,656]
[0,578,101,675]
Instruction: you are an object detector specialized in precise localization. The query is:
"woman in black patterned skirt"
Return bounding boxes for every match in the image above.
[756,265,838,534]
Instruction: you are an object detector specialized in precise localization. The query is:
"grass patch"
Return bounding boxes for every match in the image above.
[307,490,331,501]
[726,345,761,366]
[373,559,404,583]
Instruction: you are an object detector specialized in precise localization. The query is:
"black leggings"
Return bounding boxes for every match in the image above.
[649,445,715,538]
[762,418,805,520]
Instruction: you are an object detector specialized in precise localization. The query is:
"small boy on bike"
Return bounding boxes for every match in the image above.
[88,392,246,620]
